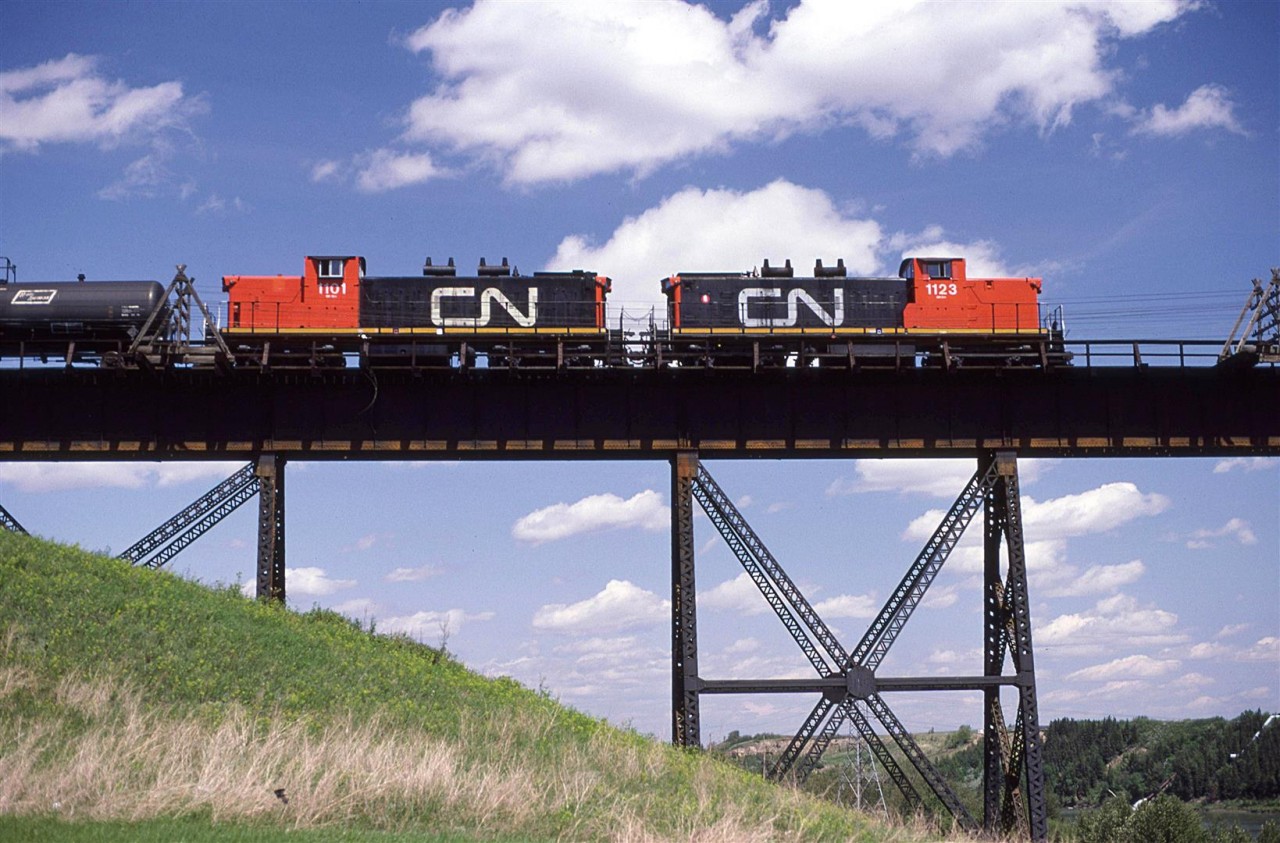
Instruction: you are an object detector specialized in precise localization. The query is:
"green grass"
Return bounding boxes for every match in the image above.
[0,530,552,733]
[0,531,923,842]
[0,815,488,843]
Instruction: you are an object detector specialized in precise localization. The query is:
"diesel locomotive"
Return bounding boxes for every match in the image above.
[222,255,611,366]
[663,256,1064,367]
[0,253,1068,369]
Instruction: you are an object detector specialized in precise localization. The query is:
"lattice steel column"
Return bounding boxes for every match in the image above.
[671,451,701,747]
[255,454,286,603]
[983,451,1006,830]
[982,451,1048,842]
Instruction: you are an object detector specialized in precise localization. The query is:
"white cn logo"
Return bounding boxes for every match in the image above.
[430,287,538,327]
[737,288,844,328]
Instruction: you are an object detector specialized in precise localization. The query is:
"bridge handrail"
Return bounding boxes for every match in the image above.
[1063,339,1232,368]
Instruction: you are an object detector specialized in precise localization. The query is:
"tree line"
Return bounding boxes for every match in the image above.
[1043,710,1279,806]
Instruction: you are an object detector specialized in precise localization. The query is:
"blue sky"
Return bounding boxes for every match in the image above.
[2,0,1276,741]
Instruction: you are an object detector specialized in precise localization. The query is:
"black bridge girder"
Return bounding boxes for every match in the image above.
[0,366,1275,461]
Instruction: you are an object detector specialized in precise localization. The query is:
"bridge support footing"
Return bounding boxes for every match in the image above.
[669,451,1048,842]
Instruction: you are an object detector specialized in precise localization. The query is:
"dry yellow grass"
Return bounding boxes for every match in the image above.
[1,672,928,841]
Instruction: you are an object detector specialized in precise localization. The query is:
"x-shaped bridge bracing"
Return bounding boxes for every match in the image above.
[114,456,286,602]
[671,451,1047,841]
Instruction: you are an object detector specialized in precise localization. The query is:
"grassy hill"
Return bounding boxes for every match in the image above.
[0,530,943,842]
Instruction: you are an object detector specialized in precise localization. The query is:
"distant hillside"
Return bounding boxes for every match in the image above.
[0,531,945,842]
[910,714,1280,809]
[714,711,1279,814]
[1041,713,1280,806]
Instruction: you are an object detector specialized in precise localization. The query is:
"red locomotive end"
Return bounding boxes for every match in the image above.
[900,257,1041,333]
[592,274,611,330]
[222,256,363,334]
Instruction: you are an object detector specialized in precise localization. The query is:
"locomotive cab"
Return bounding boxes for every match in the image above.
[900,256,1042,333]
[222,256,363,333]
[302,256,364,330]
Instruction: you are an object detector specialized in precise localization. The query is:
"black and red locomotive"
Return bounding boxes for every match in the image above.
[0,253,1066,368]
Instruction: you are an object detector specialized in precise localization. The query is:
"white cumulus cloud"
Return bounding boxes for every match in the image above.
[390,0,1202,185]
[1022,482,1170,540]
[512,489,667,543]
[700,571,877,621]
[813,593,879,619]
[0,53,206,199]
[828,458,1048,498]
[1213,457,1275,474]
[700,572,770,615]
[284,566,358,597]
[0,53,200,152]
[533,579,669,634]
[1188,641,1230,660]
[1186,517,1257,549]
[240,566,357,599]
[355,149,446,192]
[1168,672,1214,691]
[378,608,495,640]
[549,179,881,311]
[310,159,341,182]
[385,564,443,582]
[1038,593,1185,657]
[1240,637,1279,662]
[905,481,1170,543]
[0,461,247,493]
[1131,84,1246,137]
[1044,559,1147,598]
[1067,654,1180,681]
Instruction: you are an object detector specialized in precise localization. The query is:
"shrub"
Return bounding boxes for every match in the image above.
[1124,795,1205,843]
[1076,796,1134,843]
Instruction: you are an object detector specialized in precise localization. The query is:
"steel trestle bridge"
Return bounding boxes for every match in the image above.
[1,348,1277,842]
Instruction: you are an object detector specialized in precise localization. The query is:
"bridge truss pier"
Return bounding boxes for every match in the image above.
[671,451,702,747]
[669,450,1047,842]
[255,455,286,604]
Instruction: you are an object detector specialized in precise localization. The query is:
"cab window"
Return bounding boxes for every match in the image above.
[923,261,952,280]
[317,259,345,279]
